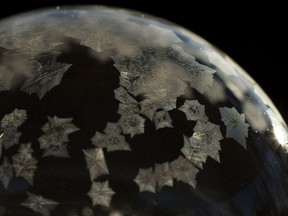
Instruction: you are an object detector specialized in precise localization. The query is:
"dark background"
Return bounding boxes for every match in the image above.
[0,1,287,122]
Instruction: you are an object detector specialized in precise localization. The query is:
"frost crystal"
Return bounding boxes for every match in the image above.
[134,163,174,193]
[184,62,215,94]
[220,107,249,148]
[192,121,223,146]
[113,45,215,98]
[0,47,63,93]
[114,86,136,105]
[12,143,37,185]
[91,122,130,152]
[38,116,79,158]
[112,48,155,93]
[21,62,72,99]
[0,109,27,149]
[134,168,156,193]
[154,162,173,189]
[87,181,115,207]
[0,157,13,190]
[21,192,58,216]
[178,100,208,121]
[153,110,173,129]
[182,135,206,168]
[112,46,189,98]
[139,99,158,121]
[182,121,223,168]
[118,114,145,137]
[82,148,109,181]
[1,109,27,129]
[114,86,140,115]
[34,51,61,67]
[182,133,221,169]
[113,45,215,121]
[17,143,34,159]
[170,156,198,188]
[0,130,21,150]
[139,96,176,120]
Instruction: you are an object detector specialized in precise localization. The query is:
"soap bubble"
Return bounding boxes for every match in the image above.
[0,6,287,216]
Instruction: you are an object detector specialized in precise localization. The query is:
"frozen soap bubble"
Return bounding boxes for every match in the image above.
[0,6,288,216]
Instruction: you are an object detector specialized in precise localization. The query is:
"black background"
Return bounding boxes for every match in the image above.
[0,1,287,122]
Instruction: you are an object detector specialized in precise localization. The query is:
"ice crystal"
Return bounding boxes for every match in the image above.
[39,116,79,158]
[21,192,58,216]
[0,157,13,190]
[12,143,37,185]
[134,168,156,193]
[21,62,72,99]
[153,110,173,129]
[0,109,27,149]
[154,162,173,189]
[82,148,109,181]
[87,181,115,207]
[178,100,208,121]
[118,114,145,138]
[182,121,223,168]
[170,156,198,188]
[114,86,140,115]
[220,107,249,148]
[92,122,130,152]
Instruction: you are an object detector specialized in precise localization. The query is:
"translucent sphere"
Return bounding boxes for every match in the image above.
[0,6,288,216]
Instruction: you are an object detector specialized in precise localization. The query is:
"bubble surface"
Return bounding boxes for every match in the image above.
[0,6,288,216]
